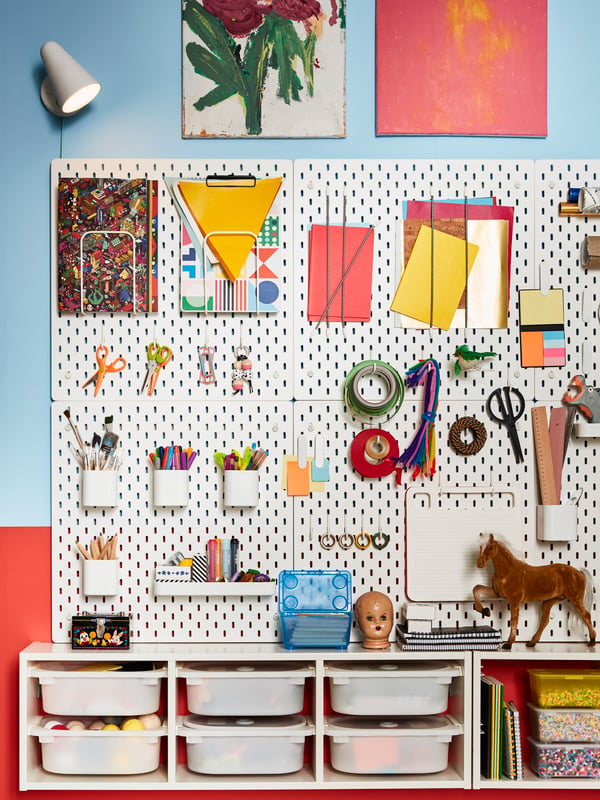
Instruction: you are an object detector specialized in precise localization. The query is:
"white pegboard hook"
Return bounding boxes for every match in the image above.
[538,259,549,295]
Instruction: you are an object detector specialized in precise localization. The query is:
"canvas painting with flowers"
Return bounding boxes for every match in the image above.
[182,0,346,137]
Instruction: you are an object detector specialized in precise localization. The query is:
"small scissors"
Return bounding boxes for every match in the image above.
[82,345,127,396]
[486,386,526,463]
[141,342,173,395]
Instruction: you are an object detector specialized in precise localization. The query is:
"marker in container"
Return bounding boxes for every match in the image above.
[207,539,217,581]
[215,537,222,579]
[230,537,239,576]
[221,538,231,580]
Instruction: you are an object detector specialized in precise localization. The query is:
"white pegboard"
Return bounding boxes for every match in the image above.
[534,160,600,401]
[49,158,599,645]
[51,158,294,404]
[292,159,534,403]
[51,401,293,644]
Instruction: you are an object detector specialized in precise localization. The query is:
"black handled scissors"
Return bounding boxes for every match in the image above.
[486,387,526,463]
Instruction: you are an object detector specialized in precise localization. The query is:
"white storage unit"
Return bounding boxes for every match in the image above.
[20,642,470,790]
[472,645,600,790]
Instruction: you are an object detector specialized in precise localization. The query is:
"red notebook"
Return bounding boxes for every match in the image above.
[307,224,374,323]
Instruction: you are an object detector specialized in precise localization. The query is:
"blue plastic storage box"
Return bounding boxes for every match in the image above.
[278,569,352,650]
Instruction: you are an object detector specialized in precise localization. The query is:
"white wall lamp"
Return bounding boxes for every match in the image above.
[40,41,101,116]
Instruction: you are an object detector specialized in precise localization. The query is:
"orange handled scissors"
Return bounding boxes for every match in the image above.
[82,345,127,396]
[144,342,173,396]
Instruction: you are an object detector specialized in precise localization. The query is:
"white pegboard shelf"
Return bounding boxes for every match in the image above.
[153,581,277,597]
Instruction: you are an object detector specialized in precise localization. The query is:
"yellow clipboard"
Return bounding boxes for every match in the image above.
[177,176,282,283]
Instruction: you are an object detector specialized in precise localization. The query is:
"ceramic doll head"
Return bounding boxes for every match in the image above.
[354,591,394,649]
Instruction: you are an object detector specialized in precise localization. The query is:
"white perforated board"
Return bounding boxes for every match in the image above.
[50,159,599,645]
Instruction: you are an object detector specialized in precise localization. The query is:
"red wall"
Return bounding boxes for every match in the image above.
[2,526,589,799]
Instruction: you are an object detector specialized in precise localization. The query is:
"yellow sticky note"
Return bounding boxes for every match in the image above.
[391,225,480,330]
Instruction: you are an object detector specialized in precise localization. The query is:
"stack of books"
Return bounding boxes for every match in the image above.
[396,624,503,651]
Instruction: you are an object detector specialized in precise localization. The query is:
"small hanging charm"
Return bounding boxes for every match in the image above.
[232,345,253,394]
[199,323,217,385]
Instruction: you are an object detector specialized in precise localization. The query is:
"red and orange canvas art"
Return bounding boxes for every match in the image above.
[376,0,547,136]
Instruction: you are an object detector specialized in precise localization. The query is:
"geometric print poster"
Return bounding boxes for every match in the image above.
[181,216,281,313]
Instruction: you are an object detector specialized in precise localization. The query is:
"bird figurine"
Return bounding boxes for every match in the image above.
[453,345,496,376]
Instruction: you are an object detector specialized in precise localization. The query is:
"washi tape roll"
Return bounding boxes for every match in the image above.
[581,235,600,268]
[344,360,404,422]
[579,187,600,214]
[350,428,399,478]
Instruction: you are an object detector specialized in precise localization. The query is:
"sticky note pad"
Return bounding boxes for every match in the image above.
[519,288,566,368]
[390,225,480,330]
[283,456,311,496]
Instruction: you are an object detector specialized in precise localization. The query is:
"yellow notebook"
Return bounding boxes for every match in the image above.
[390,225,480,330]
[177,177,282,283]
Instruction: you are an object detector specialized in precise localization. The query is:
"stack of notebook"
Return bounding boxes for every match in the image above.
[396,624,503,651]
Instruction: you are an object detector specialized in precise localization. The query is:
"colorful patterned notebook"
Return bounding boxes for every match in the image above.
[57,177,159,313]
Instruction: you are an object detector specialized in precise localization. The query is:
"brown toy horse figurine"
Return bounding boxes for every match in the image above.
[473,534,596,649]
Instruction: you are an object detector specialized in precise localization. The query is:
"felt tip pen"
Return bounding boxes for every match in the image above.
[221,539,231,581]
[215,537,222,579]
[207,539,217,582]
[230,536,239,576]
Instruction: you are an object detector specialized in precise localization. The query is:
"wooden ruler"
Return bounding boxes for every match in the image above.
[531,406,558,505]
[549,406,567,500]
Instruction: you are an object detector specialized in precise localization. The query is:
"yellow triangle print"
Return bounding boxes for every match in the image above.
[177,177,282,283]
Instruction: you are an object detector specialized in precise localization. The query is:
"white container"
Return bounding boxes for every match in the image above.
[326,662,462,715]
[81,470,119,508]
[182,714,313,774]
[223,470,259,507]
[536,504,577,542]
[31,723,166,775]
[82,559,119,597]
[326,715,462,775]
[30,662,167,716]
[180,662,313,716]
[153,470,189,507]
[528,702,600,743]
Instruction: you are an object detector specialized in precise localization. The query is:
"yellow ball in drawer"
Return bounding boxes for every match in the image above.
[121,717,145,731]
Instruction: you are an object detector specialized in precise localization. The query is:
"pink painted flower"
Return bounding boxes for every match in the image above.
[202,0,265,36]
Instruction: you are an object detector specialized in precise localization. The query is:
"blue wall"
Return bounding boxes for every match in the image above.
[1,0,597,525]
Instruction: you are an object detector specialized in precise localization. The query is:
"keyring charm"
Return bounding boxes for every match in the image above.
[337,533,354,550]
[355,532,371,550]
[232,342,253,395]
[319,533,336,550]
[371,531,390,550]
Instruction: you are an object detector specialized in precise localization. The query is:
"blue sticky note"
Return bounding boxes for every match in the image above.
[311,459,330,482]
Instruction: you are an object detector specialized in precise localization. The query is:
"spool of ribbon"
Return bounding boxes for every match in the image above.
[581,235,600,268]
[343,360,404,422]
[579,187,600,215]
[350,428,399,479]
